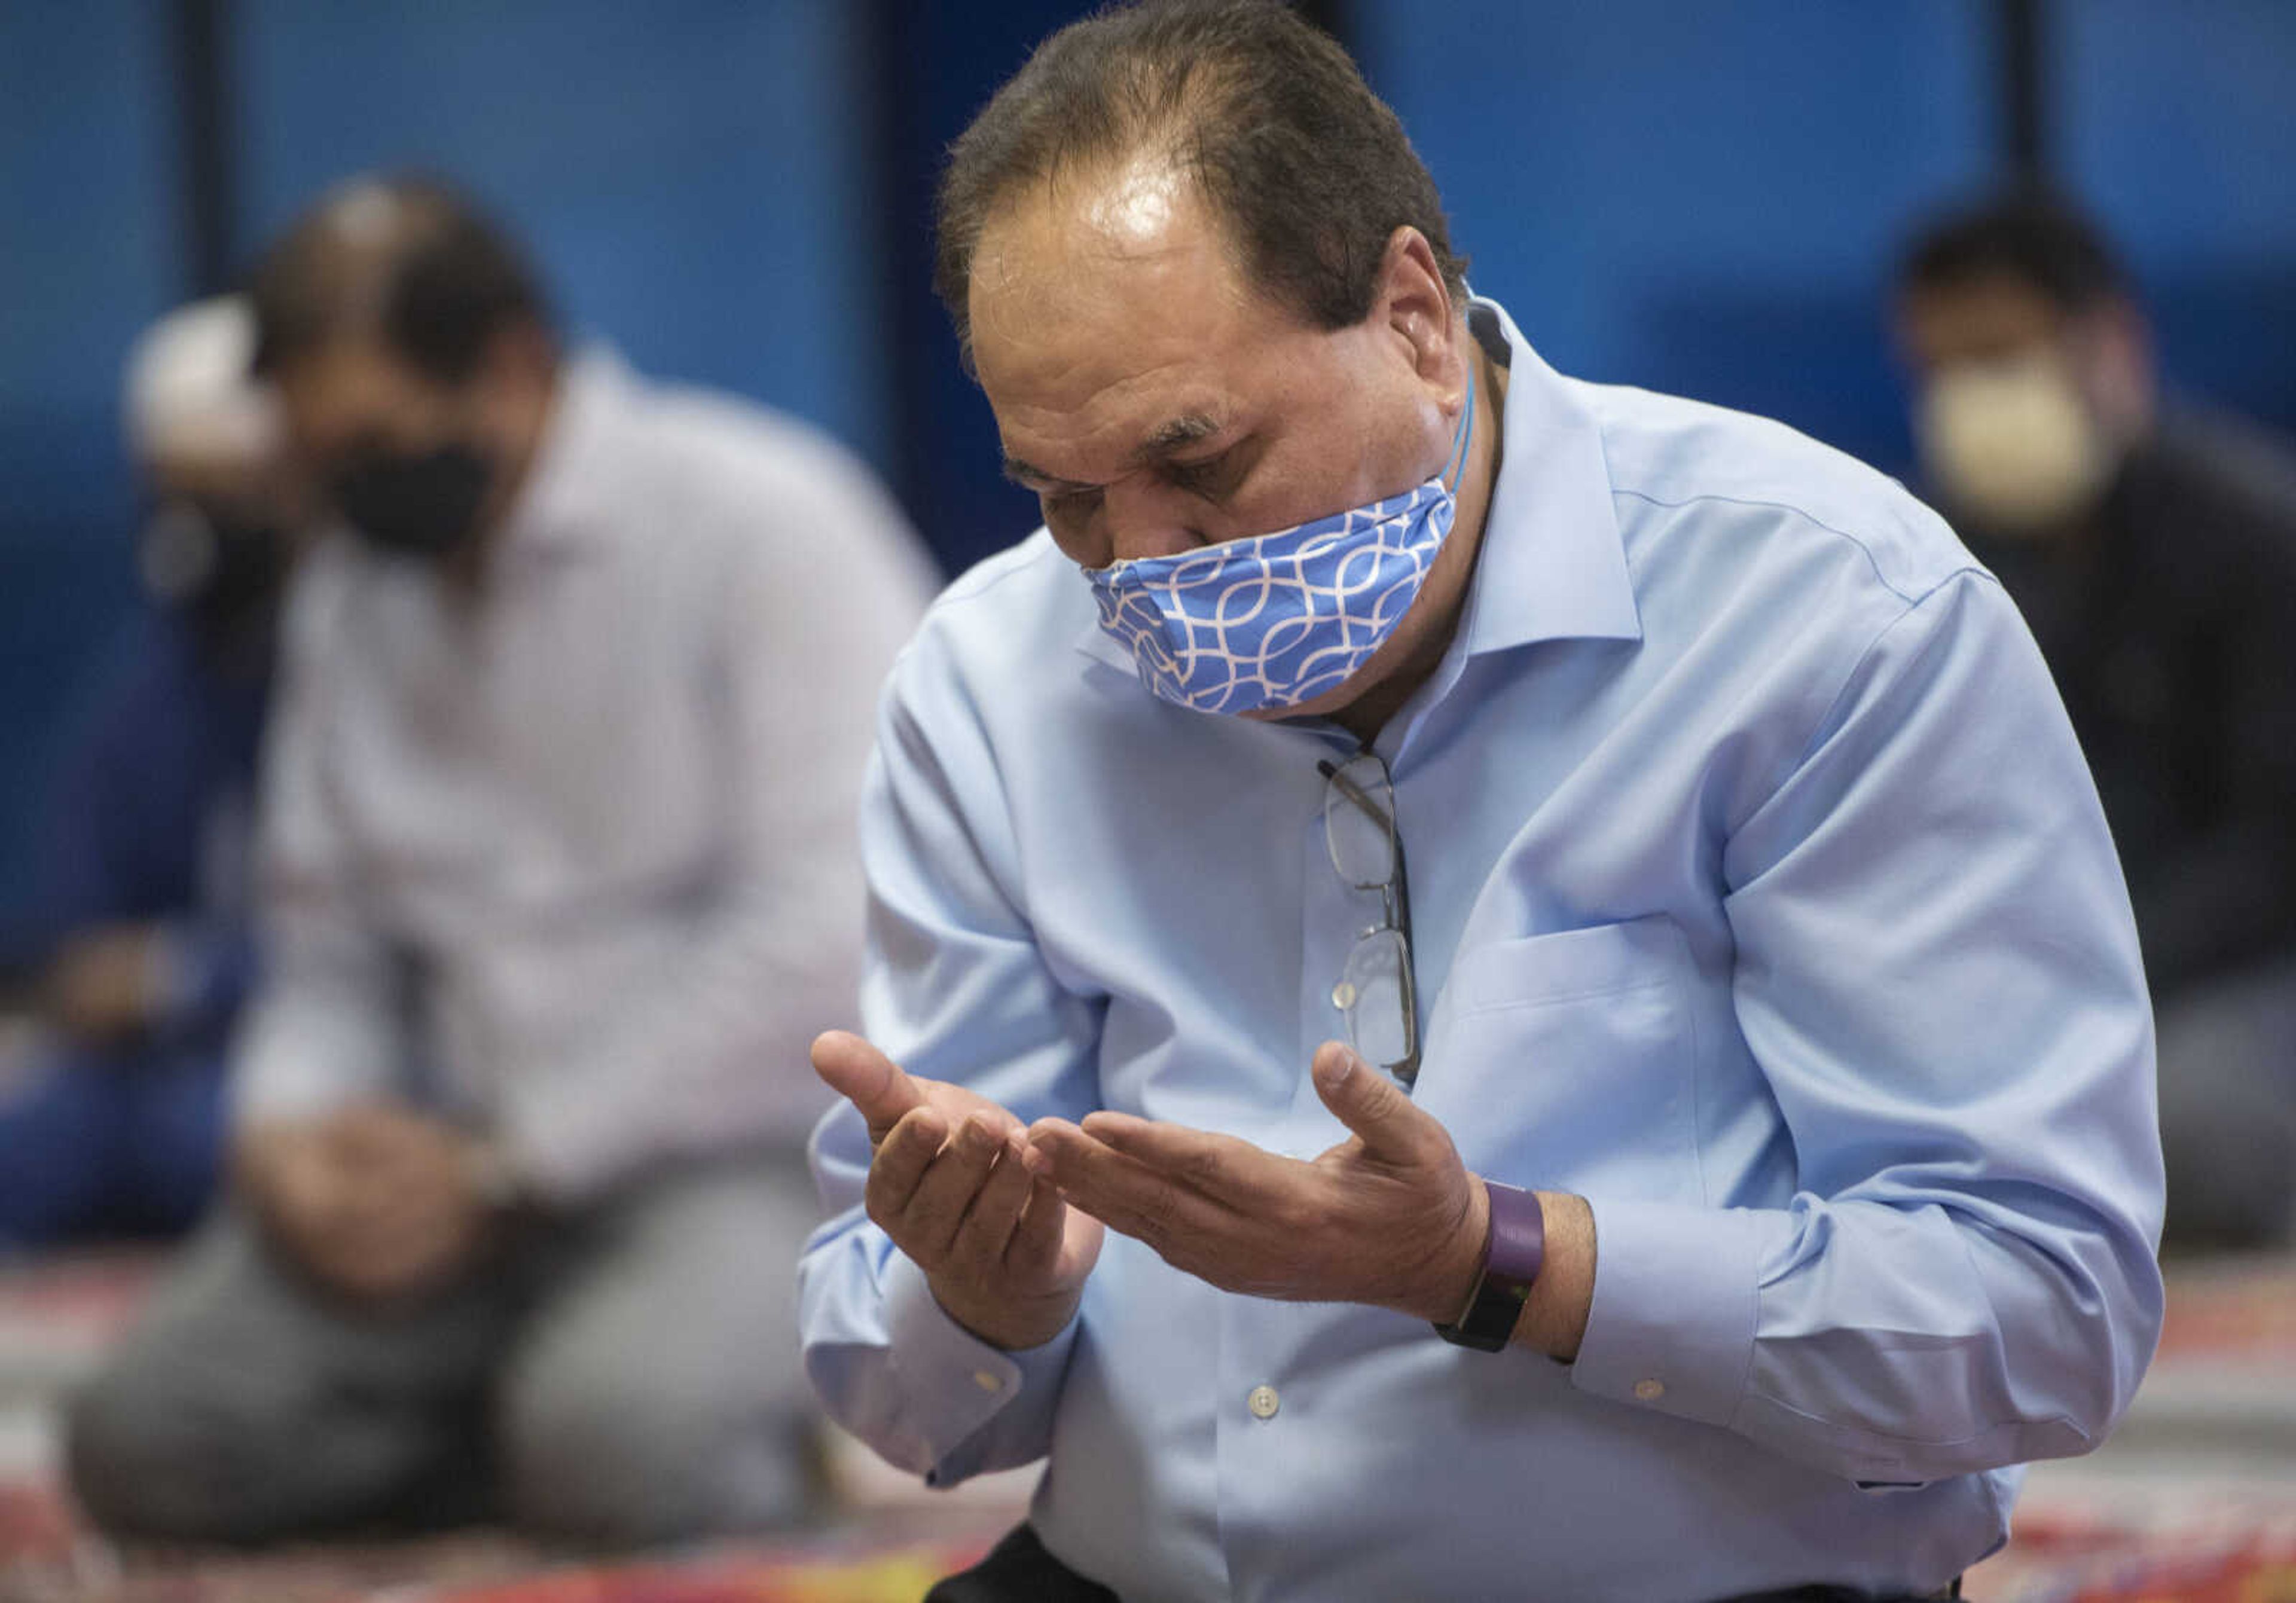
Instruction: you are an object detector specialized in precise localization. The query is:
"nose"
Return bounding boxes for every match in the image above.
[1103,473,1210,563]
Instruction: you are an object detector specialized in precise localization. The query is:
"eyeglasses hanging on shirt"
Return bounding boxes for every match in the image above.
[1319,750,1420,1088]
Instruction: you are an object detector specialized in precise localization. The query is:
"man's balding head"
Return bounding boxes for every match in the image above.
[249,176,554,389]
[248,177,560,572]
[934,0,1466,371]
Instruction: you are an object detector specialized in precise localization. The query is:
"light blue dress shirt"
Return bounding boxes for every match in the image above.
[800,301,2164,1601]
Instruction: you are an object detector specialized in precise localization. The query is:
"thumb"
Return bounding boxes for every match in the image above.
[811,1030,923,1141]
[1311,1042,1424,1156]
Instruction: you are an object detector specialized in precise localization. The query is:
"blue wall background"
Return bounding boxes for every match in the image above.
[2056,0,2296,433]
[232,0,887,457]
[1359,0,2296,479]
[4,0,2294,906]
[2,2,178,878]
[0,0,888,899]
[1358,0,1993,480]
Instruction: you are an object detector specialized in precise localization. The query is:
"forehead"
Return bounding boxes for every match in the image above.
[273,333,448,454]
[967,160,1305,468]
[1899,273,2068,369]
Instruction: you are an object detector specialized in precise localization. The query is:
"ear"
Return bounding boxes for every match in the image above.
[2079,294,2155,438]
[1372,226,1462,390]
[1885,291,1930,382]
[478,317,555,394]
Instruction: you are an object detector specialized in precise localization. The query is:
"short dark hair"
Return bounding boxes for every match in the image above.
[1898,189,2132,314]
[934,0,1468,368]
[249,175,555,386]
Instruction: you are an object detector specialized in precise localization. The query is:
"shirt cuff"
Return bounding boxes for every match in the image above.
[1569,1197,1768,1428]
[502,1076,666,1207]
[499,1102,607,1209]
[882,1252,1078,1485]
[230,1041,366,1131]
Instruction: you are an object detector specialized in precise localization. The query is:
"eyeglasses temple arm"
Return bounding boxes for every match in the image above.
[1315,758,1394,834]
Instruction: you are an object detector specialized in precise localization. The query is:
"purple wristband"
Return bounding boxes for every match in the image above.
[1433,1180,1544,1352]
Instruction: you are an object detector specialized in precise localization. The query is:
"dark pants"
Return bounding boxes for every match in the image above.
[2155,955,2296,1249]
[926,1525,1962,1602]
[0,1043,224,1250]
[68,1156,823,1546]
[926,1526,1117,1603]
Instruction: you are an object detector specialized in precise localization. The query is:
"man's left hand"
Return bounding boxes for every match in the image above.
[1026,1041,1489,1325]
[322,1105,505,1303]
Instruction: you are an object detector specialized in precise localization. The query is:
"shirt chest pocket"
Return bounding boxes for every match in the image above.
[1416,914,1705,1205]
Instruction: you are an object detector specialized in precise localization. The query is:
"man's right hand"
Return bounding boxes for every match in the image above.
[42,924,165,1044]
[813,1030,1101,1353]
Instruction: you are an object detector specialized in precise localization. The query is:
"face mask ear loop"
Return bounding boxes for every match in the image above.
[1442,359,1477,494]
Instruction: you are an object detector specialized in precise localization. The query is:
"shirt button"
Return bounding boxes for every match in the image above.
[1247,1384,1280,1420]
[1634,1378,1666,1403]
[972,1369,1004,1394]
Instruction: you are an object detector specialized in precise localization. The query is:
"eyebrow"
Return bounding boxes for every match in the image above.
[1002,412,1226,492]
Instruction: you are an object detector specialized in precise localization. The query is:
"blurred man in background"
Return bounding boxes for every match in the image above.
[69,176,936,1546]
[1897,191,2296,1248]
[0,297,300,1251]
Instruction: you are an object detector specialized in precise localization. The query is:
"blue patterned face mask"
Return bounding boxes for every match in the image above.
[1083,367,1475,716]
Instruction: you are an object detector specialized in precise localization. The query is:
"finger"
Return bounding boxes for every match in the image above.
[1077,1112,1288,1207]
[317,1110,382,1163]
[1028,1119,1222,1256]
[340,1189,419,1247]
[305,1244,388,1300]
[320,1170,393,1238]
[811,1030,923,1141]
[362,1178,468,1248]
[937,1090,1026,1143]
[337,1233,450,1304]
[312,1221,428,1299]
[335,1187,429,1261]
[948,1131,1037,1270]
[863,1106,949,1229]
[899,1114,1006,1262]
[1311,1042,1434,1161]
[356,1216,442,1281]
[332,1103,422,1159]
[1004,1168,1072,1278]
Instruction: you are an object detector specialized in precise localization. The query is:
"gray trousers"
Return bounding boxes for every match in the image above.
[66,1153,823,1546]
[2155,956,2296,1250]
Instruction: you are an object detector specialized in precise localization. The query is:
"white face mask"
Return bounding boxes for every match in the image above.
[1916,353,2114,535]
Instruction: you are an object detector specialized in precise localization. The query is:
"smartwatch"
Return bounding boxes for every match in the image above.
[1433,1179,1544,1351]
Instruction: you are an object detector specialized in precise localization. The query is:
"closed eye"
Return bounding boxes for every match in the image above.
[1164,451,1233,499]
[1043,484,1104,521]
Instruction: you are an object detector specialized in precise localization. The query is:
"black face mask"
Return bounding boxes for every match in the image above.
[140,499,289,640]
[329,441,495,560]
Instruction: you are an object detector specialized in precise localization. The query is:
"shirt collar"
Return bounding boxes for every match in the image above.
[1455,297,1642,655]
[492,346,632,560]
[1071,296,1641,674]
